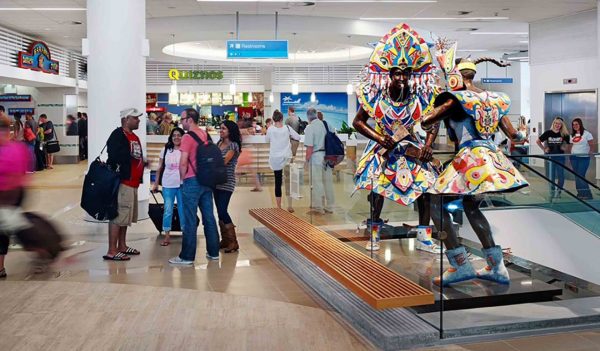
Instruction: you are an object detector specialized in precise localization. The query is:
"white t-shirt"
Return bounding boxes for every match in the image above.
[266,125,300,171]
[571,130,593,156]
[160,147,182,188]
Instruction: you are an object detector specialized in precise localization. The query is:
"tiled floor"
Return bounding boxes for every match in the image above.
[1,163,599,350]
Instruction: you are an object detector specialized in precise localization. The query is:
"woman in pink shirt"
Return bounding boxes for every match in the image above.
[0,114,30,278]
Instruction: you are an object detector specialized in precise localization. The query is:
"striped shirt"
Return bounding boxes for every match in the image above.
[215,141,240,192]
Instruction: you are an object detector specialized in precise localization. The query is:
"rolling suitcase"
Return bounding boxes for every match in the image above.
[15,212,65,259]
[149,191,199,234]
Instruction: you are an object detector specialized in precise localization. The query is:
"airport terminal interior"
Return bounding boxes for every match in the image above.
[1,0,600,350]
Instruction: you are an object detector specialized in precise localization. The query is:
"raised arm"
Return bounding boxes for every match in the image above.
[499,115,524,141]
[421,99,453,129]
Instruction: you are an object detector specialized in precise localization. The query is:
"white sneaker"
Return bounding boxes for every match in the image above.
[205,254,219,261]
[365,241,380,251]
[416,240,444,254]
[169,256,194,265]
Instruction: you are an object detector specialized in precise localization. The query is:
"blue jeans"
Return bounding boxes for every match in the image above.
[179,177,219,260]
[162,187,185,232]
[25,141,35,172]
[213,189,233,224]
[546,155,566,194]
[570,156,592,198]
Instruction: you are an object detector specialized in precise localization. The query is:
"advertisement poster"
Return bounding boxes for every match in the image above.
[280,92,348,131]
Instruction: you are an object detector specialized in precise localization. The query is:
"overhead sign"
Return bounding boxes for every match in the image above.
[0,94,32,102]
[18,41,60,75]
[8,108,35,115]
[227,40,288,59]
[168,69,223,80]
[481,78,513,84]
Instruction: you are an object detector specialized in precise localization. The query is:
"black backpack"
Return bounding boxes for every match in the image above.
[188,131,227,188]
[298,117,309,134]
[80,145,120,220]
[322,120,345,168]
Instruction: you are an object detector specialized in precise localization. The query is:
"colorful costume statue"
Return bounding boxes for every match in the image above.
[422,42,528,286]
[352,23,441,253]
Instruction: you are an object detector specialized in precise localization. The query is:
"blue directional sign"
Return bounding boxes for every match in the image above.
[481,78,513,84]
[226,40,288,59]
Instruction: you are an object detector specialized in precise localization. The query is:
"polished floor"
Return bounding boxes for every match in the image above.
[1,163,599,350]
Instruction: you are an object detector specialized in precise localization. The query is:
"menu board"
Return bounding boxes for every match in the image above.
[211,93,222,105]
[222,93,234,105]
[197,93,211,105]
[179,92,196,105]
[233,93,243,105]
[168,92,179,105]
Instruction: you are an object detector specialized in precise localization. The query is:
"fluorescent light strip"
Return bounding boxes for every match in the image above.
[0,8,86,11]
[361,17,508,20]
[519,40,529,43]
[457,49,488,52]
[471,32,528,35]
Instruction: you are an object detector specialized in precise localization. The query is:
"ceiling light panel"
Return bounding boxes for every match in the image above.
[0,8,86,11]
[360,17,508,20]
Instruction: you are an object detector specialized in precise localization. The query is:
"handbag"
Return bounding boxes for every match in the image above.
[80,144,121,220]
[24,125,36,142]
[45,128,60,154]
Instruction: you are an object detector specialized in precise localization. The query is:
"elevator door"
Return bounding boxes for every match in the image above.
[544,91,597,140]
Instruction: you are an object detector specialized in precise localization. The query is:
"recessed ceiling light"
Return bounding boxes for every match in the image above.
[360,17,508,20]
[471,32,528,35]
[44,28,51,31]
[0,7,86,11]
[519,40,529,43]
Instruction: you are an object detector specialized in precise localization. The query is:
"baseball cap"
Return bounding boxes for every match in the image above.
[120,108,143,119]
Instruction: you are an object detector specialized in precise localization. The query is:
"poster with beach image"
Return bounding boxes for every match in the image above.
[280,92,348,131]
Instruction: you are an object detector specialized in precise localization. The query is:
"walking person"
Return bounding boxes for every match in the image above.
[285,106,301,158]
[214,120,242,253]
[23,114,38,172]
[11,112,24,142]
[304,108,335,214]
[152,127,186,246]
[266,110,301,211]
[537,117,571,198]
[103,108,145,261]
[78,112,88,160]
[569,118,594,200]
[169,108,220,264]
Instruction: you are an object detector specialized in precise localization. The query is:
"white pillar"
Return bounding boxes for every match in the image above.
[86,0,149,218]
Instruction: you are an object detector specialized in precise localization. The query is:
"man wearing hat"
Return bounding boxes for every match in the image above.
[104,108,144,261]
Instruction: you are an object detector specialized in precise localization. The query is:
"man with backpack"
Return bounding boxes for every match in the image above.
[304,108,335,214]
[169,108,220,265]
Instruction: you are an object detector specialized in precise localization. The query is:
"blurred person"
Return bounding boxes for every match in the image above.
[66,114,78,136]
[169,108,220,264]
[267,110,300,211]
[263,118,273,135]
[252,119,262,134]
[285,106,301,157]
[11,112,24,141]
[78,112,88,160]
[214,120,242,253]
[537,117,571,198]
[152,127,186,246]
[304,108,335,214]
[158,113,175,135]
[146,112,158,135]
[0,114,30,278]
[570,118,594,200]
[104,108,145,261]
[238,119,262,192]
[317,111,324,121]
[39,114,56,169]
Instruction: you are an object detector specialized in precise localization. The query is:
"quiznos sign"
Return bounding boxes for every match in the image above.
[18,41,60,75]
[168,69,223,80]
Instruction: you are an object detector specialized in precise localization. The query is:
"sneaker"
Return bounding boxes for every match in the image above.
[168,256,194,265]
[0,267,6,278]
[416,240,444,254]
[206,254,219,261]
[365,241,380,251]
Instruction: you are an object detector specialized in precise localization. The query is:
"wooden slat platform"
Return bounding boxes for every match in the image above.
[250,208,434,309]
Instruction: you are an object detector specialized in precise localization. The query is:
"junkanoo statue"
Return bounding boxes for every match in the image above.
[352,23,442,253]
[421,42,528,286]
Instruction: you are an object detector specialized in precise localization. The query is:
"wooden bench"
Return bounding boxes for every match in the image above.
[249,208,434,310]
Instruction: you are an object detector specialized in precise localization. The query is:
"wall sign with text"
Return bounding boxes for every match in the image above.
[0,94,32,102]
[168,69,223,80]
[8,108,35,115]
[18,41,60,75]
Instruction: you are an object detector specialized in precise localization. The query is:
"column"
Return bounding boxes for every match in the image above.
[86,0,149,218]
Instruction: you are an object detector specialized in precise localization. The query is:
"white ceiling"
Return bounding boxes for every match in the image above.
[0,0,596,65]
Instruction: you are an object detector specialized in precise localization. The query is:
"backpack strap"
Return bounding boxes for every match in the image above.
[186,130,207,175]
[322,120,330,133]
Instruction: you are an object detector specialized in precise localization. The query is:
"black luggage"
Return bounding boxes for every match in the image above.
[149,191,199,234]
[81,146,120,221]
[15,212,64,259]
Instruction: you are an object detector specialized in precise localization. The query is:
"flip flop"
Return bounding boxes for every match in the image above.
[103,252,130,261]
[160,241,170,247]
[119,247,140,255]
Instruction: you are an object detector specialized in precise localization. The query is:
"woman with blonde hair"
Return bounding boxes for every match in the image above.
[537,117,571,198]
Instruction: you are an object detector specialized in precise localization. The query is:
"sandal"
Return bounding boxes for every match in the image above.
[0,268,6,278]
[103,252,130,261]
[120,247,140,255]
[250,188,262,192]
[160,240,170,247]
